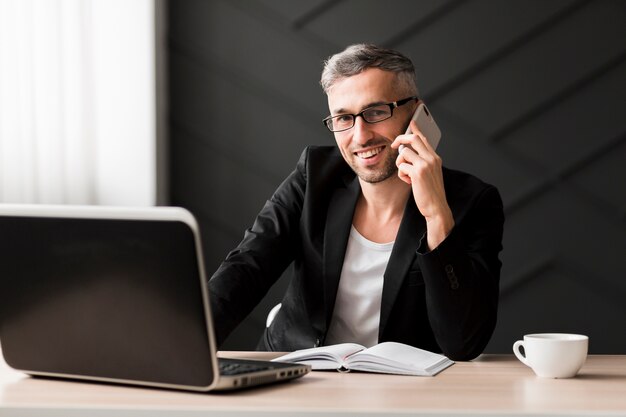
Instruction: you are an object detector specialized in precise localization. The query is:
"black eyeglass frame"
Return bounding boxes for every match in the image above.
[322,96,418,132]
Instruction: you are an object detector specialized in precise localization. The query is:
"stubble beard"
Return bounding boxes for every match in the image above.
[348,145,399,184]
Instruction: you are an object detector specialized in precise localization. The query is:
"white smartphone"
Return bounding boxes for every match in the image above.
[403,102,441,150]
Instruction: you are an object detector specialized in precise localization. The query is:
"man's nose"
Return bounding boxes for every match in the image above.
[352,116,374,145]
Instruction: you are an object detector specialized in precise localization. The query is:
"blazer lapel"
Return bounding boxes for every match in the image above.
[379,196,426,338]
[320,176,361,331]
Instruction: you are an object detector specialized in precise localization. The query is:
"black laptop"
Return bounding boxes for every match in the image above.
[0,204,309,391]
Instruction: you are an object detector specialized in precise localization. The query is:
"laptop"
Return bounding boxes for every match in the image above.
[0,204,310,391]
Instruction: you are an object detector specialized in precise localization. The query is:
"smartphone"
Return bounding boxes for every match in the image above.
[403,102,441,150]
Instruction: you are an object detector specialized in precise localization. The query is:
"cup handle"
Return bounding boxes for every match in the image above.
[513,340,530,367]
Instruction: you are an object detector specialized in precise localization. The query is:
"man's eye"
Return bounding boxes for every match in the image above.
[336,115,353,123]
[366,109,387,118]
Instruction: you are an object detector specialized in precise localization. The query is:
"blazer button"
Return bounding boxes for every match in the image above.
[445,265,459,289]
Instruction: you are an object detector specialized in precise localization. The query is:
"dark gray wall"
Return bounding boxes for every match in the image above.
[167,0,626,353]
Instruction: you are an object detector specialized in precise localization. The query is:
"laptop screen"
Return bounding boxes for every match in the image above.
[0,207,217,388]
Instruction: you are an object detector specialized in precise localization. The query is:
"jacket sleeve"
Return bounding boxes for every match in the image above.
[416,184,504,361]
[208,148,309,347]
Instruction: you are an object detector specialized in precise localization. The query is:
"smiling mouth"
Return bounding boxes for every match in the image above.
[355,146,384,159]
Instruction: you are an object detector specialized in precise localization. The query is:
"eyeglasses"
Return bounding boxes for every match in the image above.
[322,96,418,132]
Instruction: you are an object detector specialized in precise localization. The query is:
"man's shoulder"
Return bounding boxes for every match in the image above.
[442,166,492,188]
[442,166,501,206]
[301,145,343,162]
[298,145,353,182]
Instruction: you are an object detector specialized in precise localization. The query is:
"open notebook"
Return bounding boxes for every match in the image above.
[0,204,309,391]
[274,342,453,376]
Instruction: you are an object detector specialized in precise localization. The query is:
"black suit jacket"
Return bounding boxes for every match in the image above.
[209,146,504,360]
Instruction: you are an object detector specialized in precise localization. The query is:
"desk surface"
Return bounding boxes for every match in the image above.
[1,351,626,417]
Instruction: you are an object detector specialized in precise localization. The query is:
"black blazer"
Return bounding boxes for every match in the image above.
[209,146,504,360]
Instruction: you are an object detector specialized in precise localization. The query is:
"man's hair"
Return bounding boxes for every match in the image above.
[320,44,419,96]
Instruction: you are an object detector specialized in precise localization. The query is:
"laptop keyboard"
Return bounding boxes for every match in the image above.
[218,359,272,376]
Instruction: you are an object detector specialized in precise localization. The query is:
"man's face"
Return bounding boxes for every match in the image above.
[327,68,415,184]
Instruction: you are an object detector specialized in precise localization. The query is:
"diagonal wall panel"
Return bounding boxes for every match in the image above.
[168,0,626,352]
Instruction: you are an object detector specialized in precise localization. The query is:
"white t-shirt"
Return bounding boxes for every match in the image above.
[325,226,394,347]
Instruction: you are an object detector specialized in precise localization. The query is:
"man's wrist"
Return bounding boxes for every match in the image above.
[425,210,454,251]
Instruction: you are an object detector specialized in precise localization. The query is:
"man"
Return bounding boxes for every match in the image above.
[208,44,504,361]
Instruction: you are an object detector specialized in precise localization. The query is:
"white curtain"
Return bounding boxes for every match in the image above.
[0,0,155,206]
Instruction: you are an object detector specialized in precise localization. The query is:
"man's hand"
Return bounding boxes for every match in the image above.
[391,119,454,250]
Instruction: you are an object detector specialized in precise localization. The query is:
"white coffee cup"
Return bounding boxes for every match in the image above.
[513,333,588,378]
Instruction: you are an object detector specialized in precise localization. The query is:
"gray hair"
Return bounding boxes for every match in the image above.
[320,44,419,96]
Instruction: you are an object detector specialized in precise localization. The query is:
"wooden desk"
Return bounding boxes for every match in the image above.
[1,351,625,416]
